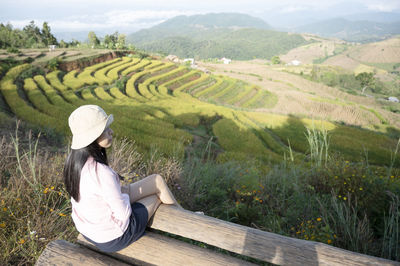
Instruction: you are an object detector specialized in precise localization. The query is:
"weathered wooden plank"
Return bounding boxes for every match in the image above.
[77,231,255,266]
[149,204,399,266]
[35,240,129,266]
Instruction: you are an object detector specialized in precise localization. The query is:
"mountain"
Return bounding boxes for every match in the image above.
[294,18,400,43]
[158,13,271,30]
[127,13,308,60]
[341,12,400,23]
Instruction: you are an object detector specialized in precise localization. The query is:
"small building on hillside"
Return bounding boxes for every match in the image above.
[48,45,56,52]
[220,57,231,64]
[388,96,399,103]
[183,58,195,65]
[290,60,301,66]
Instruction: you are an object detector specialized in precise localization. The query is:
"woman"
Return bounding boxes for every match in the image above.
[63,105,180,252]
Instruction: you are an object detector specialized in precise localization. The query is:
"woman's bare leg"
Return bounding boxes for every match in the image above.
[137,195,161,221]
[124,174,180,207]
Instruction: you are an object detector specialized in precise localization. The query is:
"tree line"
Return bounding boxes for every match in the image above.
[0,21,129,50]
[0,21,57,49]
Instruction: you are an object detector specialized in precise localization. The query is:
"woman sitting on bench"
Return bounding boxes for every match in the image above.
[63,105,180,252]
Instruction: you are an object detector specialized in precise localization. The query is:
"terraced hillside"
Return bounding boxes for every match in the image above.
[0,55,399,166]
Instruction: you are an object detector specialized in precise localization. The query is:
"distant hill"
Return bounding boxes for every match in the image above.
[127,13,309,60]
[341,12,400,23]
[295,18,400,43]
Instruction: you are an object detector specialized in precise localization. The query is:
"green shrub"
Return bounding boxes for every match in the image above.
[6,47,20,53]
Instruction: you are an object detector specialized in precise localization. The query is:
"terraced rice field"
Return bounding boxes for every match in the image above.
[0,55,399,165]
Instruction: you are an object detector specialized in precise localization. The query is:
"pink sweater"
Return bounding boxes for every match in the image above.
[71,157,132,243]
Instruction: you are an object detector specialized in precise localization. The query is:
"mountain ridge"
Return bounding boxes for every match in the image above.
[127,13,308,60]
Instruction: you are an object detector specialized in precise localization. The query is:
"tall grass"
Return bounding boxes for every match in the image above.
[318,194,373,254]
[305,125,330,167]
[382,191,400,260]
[0,122,74,265]
[0,121,183,265]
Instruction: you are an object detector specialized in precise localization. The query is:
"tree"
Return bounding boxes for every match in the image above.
[104,31,119,49]
[271,55,281,65]
[88,31,100,48]
[117,33,126,49]
[59,40,68,48]
[41,22,57,45]
[355,72,375,94]
[23,21,43,47]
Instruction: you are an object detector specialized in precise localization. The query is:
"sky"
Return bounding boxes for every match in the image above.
[1,0,400,37]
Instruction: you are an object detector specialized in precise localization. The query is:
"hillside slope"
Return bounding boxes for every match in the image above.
[295,18,400,43]
[127,13,309,60]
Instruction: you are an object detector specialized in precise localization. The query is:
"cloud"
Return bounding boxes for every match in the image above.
[6,9,197,33]
[104,9,195,27]
[367,3,400,12]
[280,6,309,13]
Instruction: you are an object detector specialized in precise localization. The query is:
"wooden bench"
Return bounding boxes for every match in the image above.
[36,204,399,265]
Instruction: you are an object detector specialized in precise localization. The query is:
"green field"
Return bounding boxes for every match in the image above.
[0,54,399,166]
[1,51,400,265]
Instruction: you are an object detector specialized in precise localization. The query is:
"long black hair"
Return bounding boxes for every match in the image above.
[63,141,108,202]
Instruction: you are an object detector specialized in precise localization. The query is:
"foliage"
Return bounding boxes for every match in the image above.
[87,31,100,48]
[130,28,309,60]
[0,21,58,49]
[103,31,126,50]
[46,57,61,71]
[356,72,376,93]
[6,47,20,54]
[2,55,400,264]
[271,55,281,64]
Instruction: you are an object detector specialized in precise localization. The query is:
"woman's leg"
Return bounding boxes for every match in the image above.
[124,174,180,207]
[136,195,161,221]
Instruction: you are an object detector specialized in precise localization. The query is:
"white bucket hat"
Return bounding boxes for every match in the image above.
[68,105,114,149]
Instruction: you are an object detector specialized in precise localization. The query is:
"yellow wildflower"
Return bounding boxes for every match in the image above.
[316,217,322,222]
[327,239,332,244]
[50,208,54,212]
[0,222,5,228]
[296,231,300,234]
[43,188,49,194]
[50,186,55,190]
[359,187,363,191]
[2,207,7,212]
[58,192,62,196]
[18,239,25,244]
[343,197,347,201]
[59,213,66,217]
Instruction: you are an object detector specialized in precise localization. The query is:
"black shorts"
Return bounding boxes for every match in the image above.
[83,202,148,253]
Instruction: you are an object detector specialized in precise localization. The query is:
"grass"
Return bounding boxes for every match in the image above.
[0,120,184,265]
[1,55,400,263]
[1,117,400,264]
